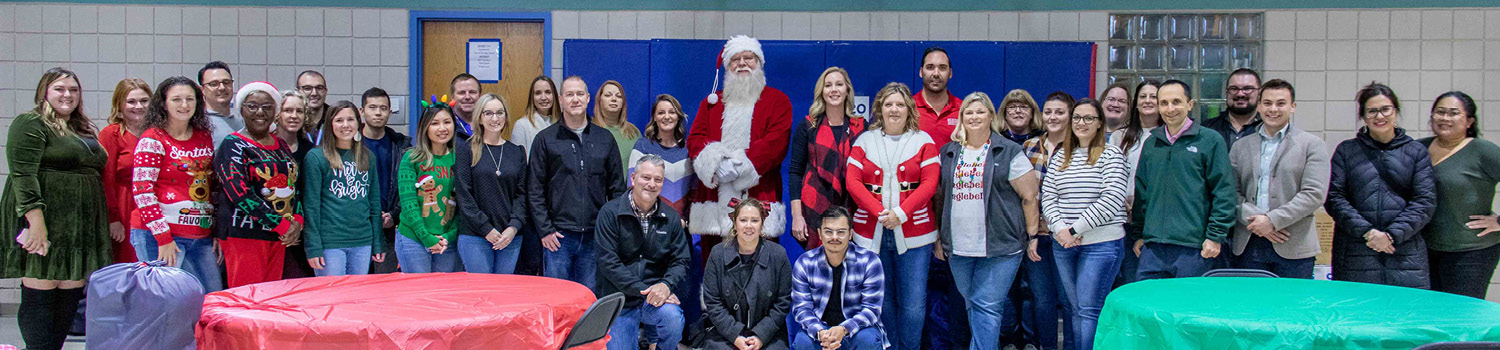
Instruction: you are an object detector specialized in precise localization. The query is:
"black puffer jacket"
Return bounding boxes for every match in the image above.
[1324,128,1436,289]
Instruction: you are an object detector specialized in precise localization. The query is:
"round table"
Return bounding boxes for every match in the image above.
[1096,277,1500,349]
[196,273,600,350]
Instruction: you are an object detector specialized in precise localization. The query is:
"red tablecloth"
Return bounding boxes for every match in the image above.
[196,273,601,350]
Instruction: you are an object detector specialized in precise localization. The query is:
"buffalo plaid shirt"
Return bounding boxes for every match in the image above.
[790,244,887,344]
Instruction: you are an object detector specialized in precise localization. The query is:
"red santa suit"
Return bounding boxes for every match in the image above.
[687,36,794,237]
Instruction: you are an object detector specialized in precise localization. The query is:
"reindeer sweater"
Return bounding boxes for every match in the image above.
[131,128,216,245]
[213,132,304,242]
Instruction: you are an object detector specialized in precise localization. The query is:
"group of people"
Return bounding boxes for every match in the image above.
[2,34,1496,350]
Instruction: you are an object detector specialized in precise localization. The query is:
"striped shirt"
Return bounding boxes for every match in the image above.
[1041,144,1129,245]
[790,245,886,344]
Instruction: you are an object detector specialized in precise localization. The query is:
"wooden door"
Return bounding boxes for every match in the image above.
[421,21,543,118]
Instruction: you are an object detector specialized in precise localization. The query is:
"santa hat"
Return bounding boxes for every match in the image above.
[415,175,435,188]
[706,35,765,105]
[233,81,282,110]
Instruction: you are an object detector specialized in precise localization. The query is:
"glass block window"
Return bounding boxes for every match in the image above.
[1108,13,1264,121]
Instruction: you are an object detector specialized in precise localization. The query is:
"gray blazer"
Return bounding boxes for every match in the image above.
[1228,126,1331,259]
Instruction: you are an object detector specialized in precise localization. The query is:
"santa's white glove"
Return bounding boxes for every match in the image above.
[716,159,742,183]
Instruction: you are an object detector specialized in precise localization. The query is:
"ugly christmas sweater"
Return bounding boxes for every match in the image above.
[131,128,216,245]
[213,132,304,241]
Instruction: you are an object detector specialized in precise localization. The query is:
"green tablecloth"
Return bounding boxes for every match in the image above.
[1097,277,1500,349]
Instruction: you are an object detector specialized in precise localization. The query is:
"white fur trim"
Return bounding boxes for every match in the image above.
[720,103,754,149]
[694,142,731,189]
[233,81,282,110]
[721,35,765,68]
[688,200,785,238]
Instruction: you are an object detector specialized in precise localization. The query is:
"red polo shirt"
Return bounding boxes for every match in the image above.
[915,91,962,143]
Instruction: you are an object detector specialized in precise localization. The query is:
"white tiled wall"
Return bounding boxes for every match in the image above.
[1262,8,1500,154]
[0,3,411,160]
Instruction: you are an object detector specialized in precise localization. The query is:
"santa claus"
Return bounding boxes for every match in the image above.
[687,35,793,237]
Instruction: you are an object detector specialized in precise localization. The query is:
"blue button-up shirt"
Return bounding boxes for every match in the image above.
[1255,125,1288,211]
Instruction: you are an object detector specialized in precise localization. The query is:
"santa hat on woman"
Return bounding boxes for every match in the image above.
[706,35,765,105]
[233,81,282,110]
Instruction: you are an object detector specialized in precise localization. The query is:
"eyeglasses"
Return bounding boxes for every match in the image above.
[1104,96,1129,104]
[1433,109,1466,119]
[242,103,274,113]
[203,79,235,89]
[1071,115,1100,124]
[298,85,328,93]
[1227,86,1259,94]
[1006,105,1031,113]
[480,110,505,118]
[819,228,852,238]
[1364,106,1396,117]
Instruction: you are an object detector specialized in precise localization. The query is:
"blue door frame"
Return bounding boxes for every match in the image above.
[407,10,552,134]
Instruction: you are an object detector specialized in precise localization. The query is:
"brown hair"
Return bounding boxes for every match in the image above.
[1058,98,1107,172]
[645,94,688,146]
[592,80,640,139]
[108,78,152,128]
[32,67,97,137]
[510,75,561,140]
[319,101,373,172]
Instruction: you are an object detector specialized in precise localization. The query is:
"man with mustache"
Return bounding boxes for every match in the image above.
[687,35,794,239]
[1202,68,1264,150]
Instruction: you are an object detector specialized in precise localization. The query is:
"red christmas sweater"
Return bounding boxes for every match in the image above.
[845,130,940,253]
[131,128,216,245]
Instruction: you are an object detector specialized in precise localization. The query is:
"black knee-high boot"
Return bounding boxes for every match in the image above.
[18,286,60,350]
[48,288,85,347]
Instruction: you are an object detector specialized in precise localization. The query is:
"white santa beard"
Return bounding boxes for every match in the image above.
[719,69,765,150]
[722,69,766,106]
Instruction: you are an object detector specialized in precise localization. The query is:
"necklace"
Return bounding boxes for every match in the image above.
[484,143,503,176]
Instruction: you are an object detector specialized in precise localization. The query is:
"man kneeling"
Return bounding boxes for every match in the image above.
[597,155,692,349]
[791,207,887,350]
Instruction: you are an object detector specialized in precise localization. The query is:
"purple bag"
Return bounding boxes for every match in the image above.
[86,261,205,350]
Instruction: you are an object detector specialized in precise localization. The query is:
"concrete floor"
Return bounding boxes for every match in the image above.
[0,316,85,350]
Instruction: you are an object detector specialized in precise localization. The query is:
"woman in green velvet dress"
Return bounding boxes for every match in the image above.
[1,67,111,350]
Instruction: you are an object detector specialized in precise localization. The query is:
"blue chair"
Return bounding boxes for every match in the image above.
[560,292,626,350]
[1202,268,1279,278]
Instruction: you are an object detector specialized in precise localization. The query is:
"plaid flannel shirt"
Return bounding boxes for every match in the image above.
[790,245,887,343]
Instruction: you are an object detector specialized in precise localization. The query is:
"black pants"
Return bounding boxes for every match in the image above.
[1429,243,1500,299]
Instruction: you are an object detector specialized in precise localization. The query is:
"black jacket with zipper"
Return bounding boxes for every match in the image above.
[702,238,792,349]
[594,193,692,308]
[527,123,626,235]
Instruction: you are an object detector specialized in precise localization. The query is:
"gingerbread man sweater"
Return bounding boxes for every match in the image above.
[397,150,457,248]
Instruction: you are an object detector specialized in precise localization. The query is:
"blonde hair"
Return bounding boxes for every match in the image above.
[809,67,855,129]
[867,82,919,134]
[950,92,1001,144]
[592,80,640,139]
[108,78,152,128]
[470,93,510,167]
[32,67,96,137]
[998,89,1043,133]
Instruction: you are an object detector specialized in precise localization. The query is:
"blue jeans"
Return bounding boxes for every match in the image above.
[791,327,885,350]
[543,231,596,289]
[949,252,1022,350]
[457,234,522,274]
[1024,236,1073,350]
[394,233,458,273]
[607,302,684,350]
[1233,236,1315,279]
[1053,239,1124,350]
[1137,242,1222,280]
[314,245,372,276]
[876,229,929,350]
[132,230,223,293]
